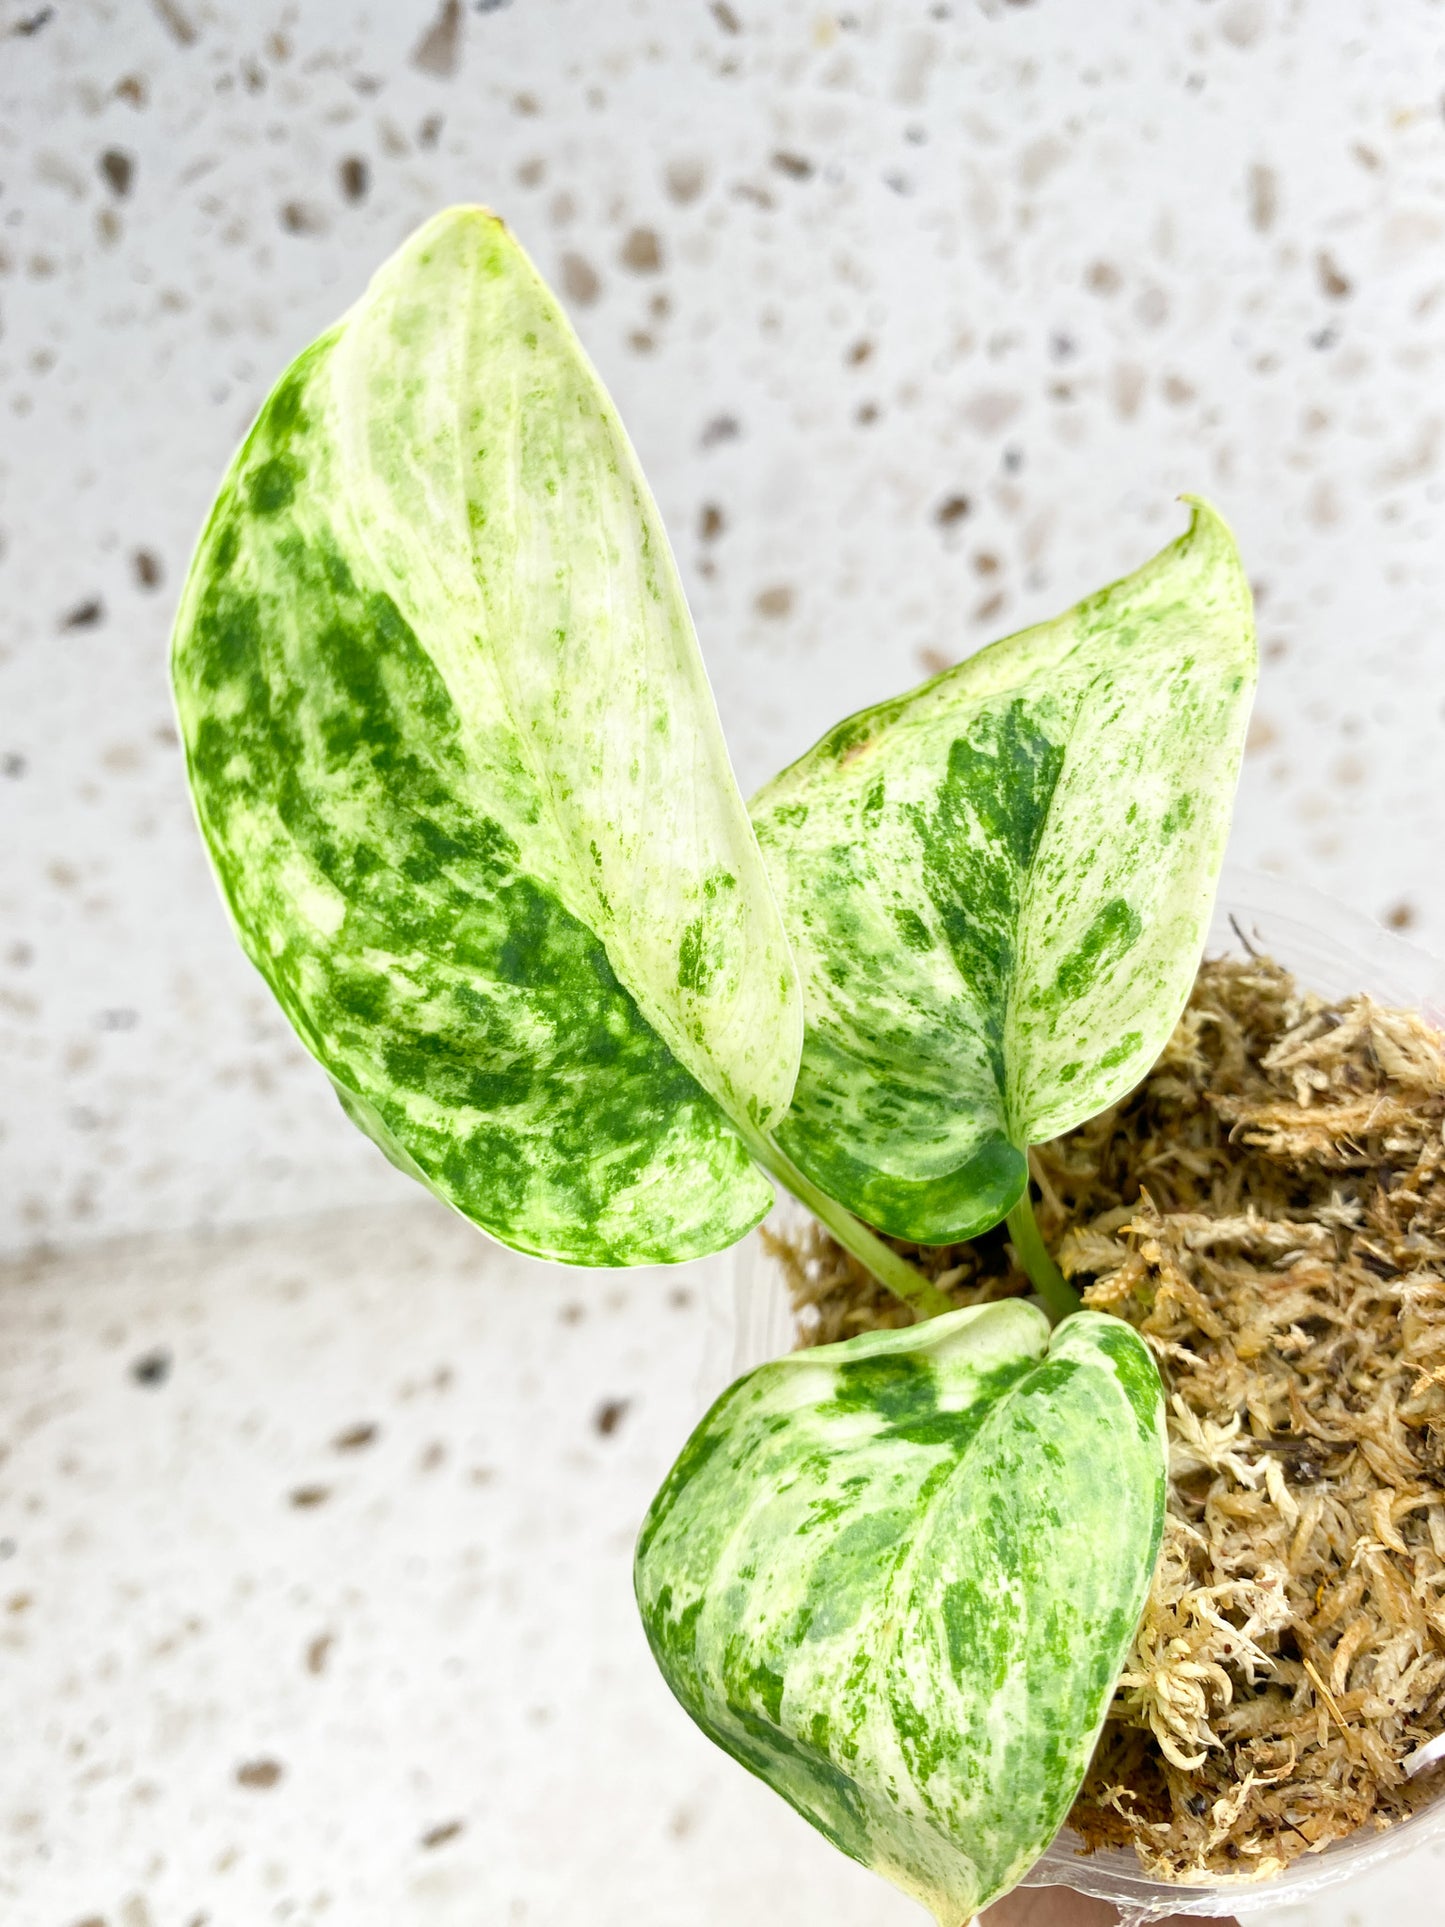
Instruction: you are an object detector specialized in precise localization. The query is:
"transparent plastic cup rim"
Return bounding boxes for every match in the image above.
[704,865,1445,1922]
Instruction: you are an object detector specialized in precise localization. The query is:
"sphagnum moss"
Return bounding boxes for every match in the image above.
[772,953,1445,1882]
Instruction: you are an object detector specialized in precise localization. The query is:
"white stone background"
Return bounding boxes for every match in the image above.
[5,0,1445,1922]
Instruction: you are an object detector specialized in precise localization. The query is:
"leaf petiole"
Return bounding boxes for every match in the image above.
[744,1130,954,1319]
[1005,1188,1081,1322]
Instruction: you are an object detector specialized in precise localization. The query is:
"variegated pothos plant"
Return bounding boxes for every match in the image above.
[171,209,1257,1919]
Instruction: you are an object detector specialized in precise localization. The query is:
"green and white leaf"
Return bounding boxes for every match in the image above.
[635,1302,1167,1924]
[751,500,1256,1245]
[171,207,802,1266]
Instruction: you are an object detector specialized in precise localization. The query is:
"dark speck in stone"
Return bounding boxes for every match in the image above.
[620,227,663,273]
[594,1397,631,1437]
[421,1819,465,1848]
[560,252,601,306]
[1317,250,1352,300]
[62,598,104,630]
[338,156,370,202]
[151,0,197,45]
[700,414,740,448]
[280,200,326,235]
[98,149,133,196]
[935,494,971,527]
[131,1349,171,1387]
[411,0,463,77]
[289,1485,331,1509]
[132,549,163,589]
[236,1758,284,1789]
[332,1421,378,1451]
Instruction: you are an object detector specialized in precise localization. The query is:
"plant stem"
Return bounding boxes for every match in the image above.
[746,1132,953,1320]
[1005,1189,1081,1323]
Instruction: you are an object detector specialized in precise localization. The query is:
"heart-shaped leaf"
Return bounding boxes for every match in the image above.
[635,1304,1166,1923]
[750,500,1255,1244]
[171,208,802,1265]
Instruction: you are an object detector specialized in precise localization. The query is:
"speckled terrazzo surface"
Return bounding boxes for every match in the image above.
[0,1202,930,1925]
[6,4,1445,1923]
[0,1201,1440,1927]
[5,0,1445,1256]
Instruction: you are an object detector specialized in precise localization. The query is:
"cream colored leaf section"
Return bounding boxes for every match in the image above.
[330,207,801,1134]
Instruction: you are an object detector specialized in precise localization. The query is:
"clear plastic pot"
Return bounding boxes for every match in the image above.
[700,864,1445,1922]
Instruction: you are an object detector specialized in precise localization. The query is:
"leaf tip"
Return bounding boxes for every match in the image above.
[1175,491,1241,563]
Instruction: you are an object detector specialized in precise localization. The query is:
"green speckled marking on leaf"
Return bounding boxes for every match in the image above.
[635,1304,1167,1923]
[751,500,1256,1244]
[171,208,801,1264]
